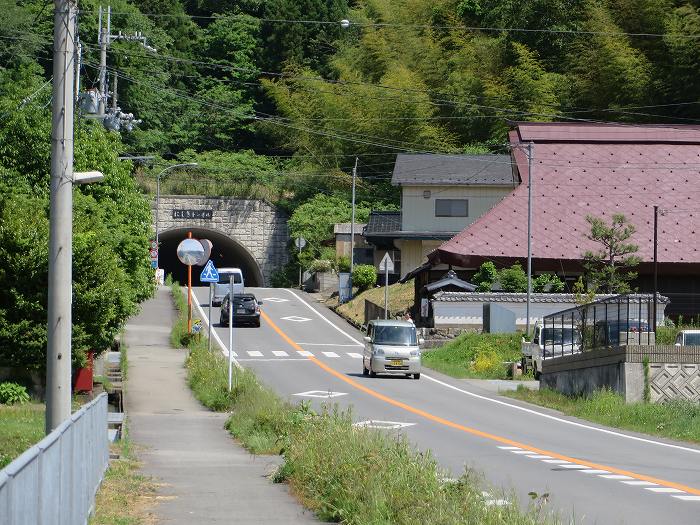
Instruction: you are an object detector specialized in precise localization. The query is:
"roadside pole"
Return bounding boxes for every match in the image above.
[384,264,389,319]
[228,277,234,391]
[208,283,213,353]
[46,0,77,433]
[187,231,193,332]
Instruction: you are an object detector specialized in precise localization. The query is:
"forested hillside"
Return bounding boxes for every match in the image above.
[1,0,698,286]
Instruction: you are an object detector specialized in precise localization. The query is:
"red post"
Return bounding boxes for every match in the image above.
[187,231,192,333]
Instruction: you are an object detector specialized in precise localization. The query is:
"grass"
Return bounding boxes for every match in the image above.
[335,280,414,327]
[167,282,560,524]
[0,402,44,469]
[505,386,700,444]
[422,332,523,379]
[90,427,158,525]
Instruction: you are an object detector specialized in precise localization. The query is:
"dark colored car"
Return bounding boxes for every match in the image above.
[219,293,262,327]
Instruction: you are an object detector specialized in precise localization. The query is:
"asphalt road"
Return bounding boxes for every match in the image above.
[191,286,700,525]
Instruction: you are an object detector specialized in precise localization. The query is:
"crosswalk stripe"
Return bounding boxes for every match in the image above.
[297,350,314,357]
[347,352,362,359]
[673,496,700,501]
[645,487,684,493]
[322,351,339,358]
[247,350,263,357]
[272,351,289,357]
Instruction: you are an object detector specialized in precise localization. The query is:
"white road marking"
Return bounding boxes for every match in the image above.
[272,350,289,357]
[560,465,590,469]
[599,474,633,480]
[421,374,700,456]
[580,470,611,474]
[288,289,700,456]
[297,342,361,347]
[247,350,263,357]
[353,420,415,430]
[526,455,552,459]
[262,297,289,303]
[297,350,314,357]
[190,290,242,369]
[281,315,311,322]
[498,446,521,450]
[543,460,571,464]
[622,481,658,486]
[673,496,700,501]
[510,450,534,454]
[645,487,685,493]
[294,390,347,398]
[322,351,339,358]
[347,353,363,359]
[237,358,310,362]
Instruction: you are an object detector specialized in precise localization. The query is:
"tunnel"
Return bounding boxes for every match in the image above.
[159,227,264,287]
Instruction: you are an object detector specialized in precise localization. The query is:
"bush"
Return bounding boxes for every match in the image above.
[352,264,377,291]
[0,382,30,405]
[308,259,333,273]
[336,255,350,273]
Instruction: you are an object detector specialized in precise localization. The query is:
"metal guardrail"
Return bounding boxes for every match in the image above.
[0,393,109,525]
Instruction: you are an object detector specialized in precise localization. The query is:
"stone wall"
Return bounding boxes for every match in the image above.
[155,195,289,285]
[541,345,700,403]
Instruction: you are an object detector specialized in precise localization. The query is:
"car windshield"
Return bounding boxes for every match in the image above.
[373,325,417,346]
[232,295,255,306]
[684,333,700,345]
[219,273,242,284]
[542,328,580,345]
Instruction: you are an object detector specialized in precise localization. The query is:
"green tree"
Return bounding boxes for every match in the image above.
[498,263,528,292]
[582,214,641,294]
[472,261,499,292]
[533,273,565,293]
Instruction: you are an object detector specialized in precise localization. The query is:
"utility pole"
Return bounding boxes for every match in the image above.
[98,5,109,116]
[525,142,534,338]
[46,0,77,434]
[350,157,358,285]
[653,206,658,333]
[112,74,117,111]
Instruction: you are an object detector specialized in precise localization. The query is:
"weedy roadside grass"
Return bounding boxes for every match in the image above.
[0,402,44,469]
[505,386,700,444]
[422,332,523,379]
[335,280,414,326]
[90,427,158,525]
[168,283,560,524]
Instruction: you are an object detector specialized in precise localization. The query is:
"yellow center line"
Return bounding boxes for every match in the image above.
[260,310,700,496]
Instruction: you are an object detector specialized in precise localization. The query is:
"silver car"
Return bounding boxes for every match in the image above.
[362,320,423,380]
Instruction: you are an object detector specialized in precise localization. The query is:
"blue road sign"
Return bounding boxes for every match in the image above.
[200,260,219,283]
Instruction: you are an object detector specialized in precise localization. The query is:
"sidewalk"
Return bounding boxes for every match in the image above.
[124,286,317,524]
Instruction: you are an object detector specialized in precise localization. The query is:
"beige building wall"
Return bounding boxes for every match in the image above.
[395,239,446,278]
[401,185,513,232]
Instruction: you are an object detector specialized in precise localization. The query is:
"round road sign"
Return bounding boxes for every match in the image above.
[295,237,306,249]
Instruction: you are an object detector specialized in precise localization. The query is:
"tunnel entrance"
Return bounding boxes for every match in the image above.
[159,227,263,287]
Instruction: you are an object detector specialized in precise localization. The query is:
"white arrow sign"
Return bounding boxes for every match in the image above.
[379,252,394,273]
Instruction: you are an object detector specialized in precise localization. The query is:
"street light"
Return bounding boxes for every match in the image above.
[155,163,198,270]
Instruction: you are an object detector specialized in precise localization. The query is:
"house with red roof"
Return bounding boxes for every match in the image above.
[420,122,700,318]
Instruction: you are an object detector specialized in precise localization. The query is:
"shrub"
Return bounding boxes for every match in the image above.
[352,264,377,290]
[336,255,350,273]
[308,259,333,273]
[0,382,30,405]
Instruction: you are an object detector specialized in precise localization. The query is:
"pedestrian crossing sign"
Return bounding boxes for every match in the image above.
[199,260,219,283]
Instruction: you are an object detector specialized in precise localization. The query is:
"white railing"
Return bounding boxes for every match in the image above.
[0,393,109,525]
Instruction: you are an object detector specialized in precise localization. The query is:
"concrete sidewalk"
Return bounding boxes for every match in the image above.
[124,286,317,524]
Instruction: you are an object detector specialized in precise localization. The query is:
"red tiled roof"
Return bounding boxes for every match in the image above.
[432,123,700,267]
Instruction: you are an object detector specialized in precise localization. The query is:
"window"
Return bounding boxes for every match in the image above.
[435,199,468,217]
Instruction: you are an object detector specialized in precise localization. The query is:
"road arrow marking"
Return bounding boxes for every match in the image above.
[353,420,415,430]
[281,315,311,322]
[262,297,289,303]
[293,390,347,399]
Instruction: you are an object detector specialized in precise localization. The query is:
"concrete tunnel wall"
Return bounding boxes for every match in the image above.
[159,227,264,287]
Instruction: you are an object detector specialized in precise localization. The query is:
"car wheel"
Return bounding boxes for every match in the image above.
[369,360,377,377]
[413,373,421,380]
[362,364,369,376]
[254,319,261,328]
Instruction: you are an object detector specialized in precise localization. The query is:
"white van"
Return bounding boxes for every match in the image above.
[212,268,244,306]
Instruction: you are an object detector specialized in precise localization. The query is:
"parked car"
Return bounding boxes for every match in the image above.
[212,268,244,306]
[521,322,582,379]
[594,319,652,346]
[362,320,423,379]
[675,330,700,346]
[219,293,262,327]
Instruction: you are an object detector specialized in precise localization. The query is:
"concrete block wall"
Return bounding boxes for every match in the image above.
[541,346,700,403]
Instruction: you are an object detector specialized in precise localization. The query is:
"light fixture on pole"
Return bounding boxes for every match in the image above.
[155,163,198,270]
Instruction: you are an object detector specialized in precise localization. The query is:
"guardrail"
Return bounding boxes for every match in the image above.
[0,392,109,525]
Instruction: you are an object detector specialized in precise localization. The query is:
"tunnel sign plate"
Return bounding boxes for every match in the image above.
[200,260,219,283]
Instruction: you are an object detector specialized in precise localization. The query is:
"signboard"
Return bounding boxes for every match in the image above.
[295,237,306,249]
[172,209,214,220]
[200,260,219,283]
[149,248,158,260]
[192,319,202,334]
[379,252,394,273]
[149,239,158,250]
